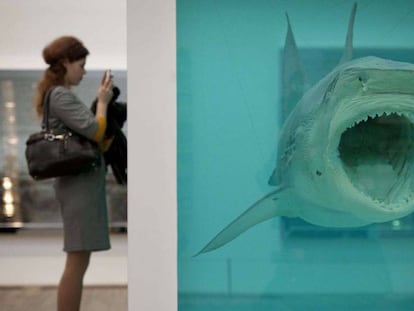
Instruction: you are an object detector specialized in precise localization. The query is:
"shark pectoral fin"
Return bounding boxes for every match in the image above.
[196,187,291,255]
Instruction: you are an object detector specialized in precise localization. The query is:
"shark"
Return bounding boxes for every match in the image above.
[198,3,414,254]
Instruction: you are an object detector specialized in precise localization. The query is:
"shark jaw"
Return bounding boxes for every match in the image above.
[331,94,414,216]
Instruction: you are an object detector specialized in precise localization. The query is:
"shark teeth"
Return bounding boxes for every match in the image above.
[338,110,414,208]
[348,111,414,130]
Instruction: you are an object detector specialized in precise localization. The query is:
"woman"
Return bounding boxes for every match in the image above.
[34,36,113,311]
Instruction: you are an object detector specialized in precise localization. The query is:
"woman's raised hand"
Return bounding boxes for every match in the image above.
[98,70,113,104]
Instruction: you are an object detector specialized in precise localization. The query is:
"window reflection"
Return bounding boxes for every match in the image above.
[0,71,127,229]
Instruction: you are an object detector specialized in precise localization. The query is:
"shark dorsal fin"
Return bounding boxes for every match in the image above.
[281,13,306,122]
[339,2,358,64]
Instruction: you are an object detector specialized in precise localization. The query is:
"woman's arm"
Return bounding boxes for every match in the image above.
[92,72,113,143]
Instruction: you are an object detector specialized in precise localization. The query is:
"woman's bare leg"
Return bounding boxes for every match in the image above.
[58,251,91,311]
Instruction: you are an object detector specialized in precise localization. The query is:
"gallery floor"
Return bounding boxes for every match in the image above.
[0,286,127,311]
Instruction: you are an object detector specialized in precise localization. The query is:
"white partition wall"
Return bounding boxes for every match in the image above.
[127,1,177,311]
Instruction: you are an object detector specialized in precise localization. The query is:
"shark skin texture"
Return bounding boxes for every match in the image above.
[198,3,414,255]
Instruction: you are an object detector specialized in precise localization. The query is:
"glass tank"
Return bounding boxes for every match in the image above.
[177,1,414,310]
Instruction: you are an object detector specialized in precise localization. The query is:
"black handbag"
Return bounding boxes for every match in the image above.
[25,89,101,180]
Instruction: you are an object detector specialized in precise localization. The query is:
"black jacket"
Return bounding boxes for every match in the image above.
[91,86,127,184]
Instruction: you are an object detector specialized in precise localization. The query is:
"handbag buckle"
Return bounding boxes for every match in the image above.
[44,133,65,141]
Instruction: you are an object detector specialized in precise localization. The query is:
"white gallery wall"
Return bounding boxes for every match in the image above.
[0,0,126,70]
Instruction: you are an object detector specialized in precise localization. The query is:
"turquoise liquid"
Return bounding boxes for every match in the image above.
[177,1,414,310]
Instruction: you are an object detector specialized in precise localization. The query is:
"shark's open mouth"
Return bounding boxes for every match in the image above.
[338,112,414,205]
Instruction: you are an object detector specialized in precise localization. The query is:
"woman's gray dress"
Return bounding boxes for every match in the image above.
[47,86,110,252]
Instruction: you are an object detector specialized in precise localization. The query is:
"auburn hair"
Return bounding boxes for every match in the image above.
[34,36,89,117]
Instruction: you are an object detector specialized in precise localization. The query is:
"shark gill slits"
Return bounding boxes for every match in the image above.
[322,76,338,103]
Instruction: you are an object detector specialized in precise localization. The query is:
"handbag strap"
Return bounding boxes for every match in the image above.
[41,88,54,132]
[42,87,74,137]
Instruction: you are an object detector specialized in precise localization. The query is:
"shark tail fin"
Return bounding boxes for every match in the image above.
[339,2,357,64]
[196,187,290,255]
[281,13,307,122]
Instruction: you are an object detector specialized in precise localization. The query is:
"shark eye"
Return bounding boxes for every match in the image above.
[358,76,368,91]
